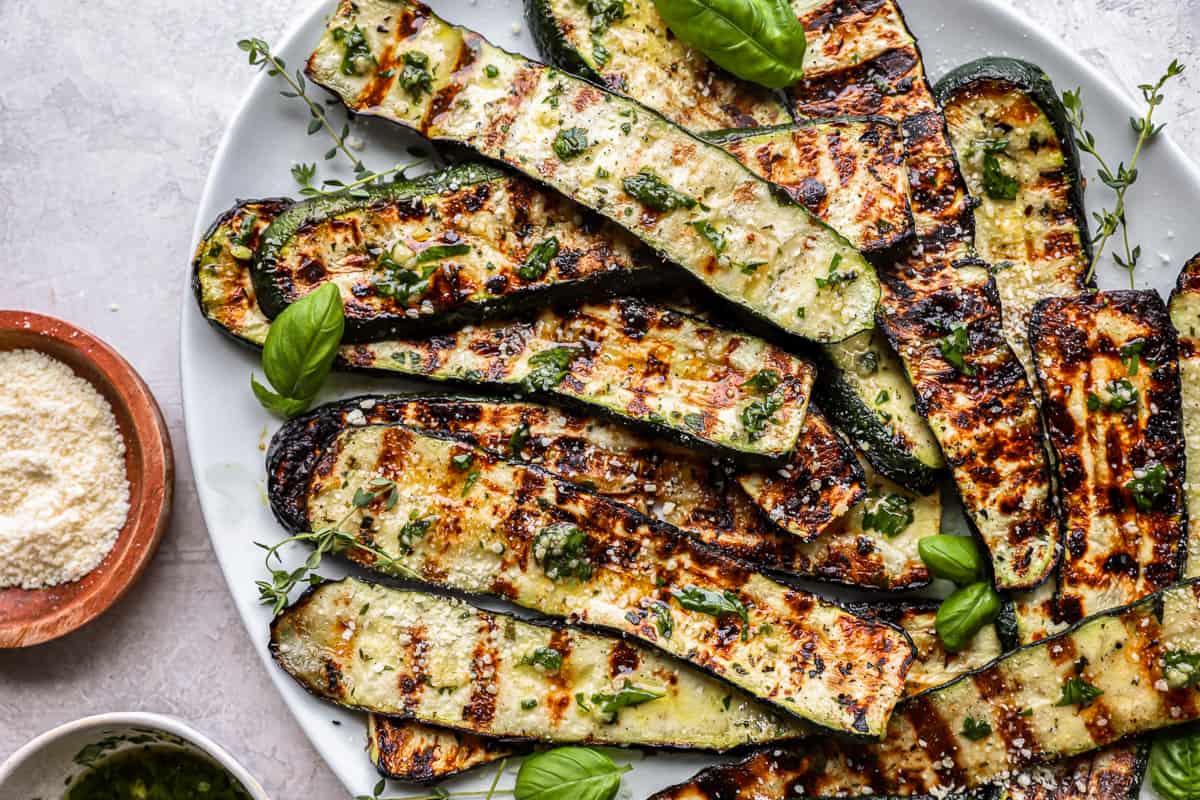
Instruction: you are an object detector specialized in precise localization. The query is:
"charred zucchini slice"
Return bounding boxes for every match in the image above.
[274,579,806,748]
[816,329,944,493]
[368,717,521,783]
[271,395,931,589]
[652,577,1200,800]
[252,163,662,342]
[1030,291,1187,627]
[267,423,916,735]
[306,0,879,343]
[790,0,1058,590]
[937,58,1092,381]
[995,744,1149,800]
[525,0,789,132]
[1168,254,1200,579]
[199,203,814,462]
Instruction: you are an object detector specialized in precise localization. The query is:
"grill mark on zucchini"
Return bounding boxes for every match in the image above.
[994,744,1149,800]
[652,578,1200,800]
[789,0,1057,589]
[1030,291,1187,626]
[525,0,789,132]
[1169,254,1200,580]
[253,164,665,342]
[273,579,807,748]
[937,59,1093,383]
[269,423,916,735]
[271,395,931,592]
[306,0,880,344]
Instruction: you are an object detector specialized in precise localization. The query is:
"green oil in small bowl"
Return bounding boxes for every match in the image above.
[64,746,254,800]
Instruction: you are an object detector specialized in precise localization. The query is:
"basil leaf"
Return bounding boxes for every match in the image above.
[650,0,806,89]
[519,237,560,281]
[1150,726,1200,800]
[523,646,564,672]
[862,494,914,538]
[982,151,1019,200]
[414,243,471,264]
[918,535,985,585]
[515,746,631,800]
[522,346,583,393]
[260,282,345,410]
[935,582,1001,652]
[591,679,666,716]
[250,376,310,418]
[1056,675,1103,708]
[671,585,749,627]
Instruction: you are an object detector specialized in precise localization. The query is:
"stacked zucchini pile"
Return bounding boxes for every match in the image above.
[191,0,1200,794]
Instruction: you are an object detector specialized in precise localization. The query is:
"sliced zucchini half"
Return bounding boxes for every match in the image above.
[652,577,1200,800]
[266,422,916,735]
[937,57,1092,382]
[524,0,789,132]
[790,1,1058,591]
[274,579,806,749]
[995,744,1149,800]
[306,0,879,344]
[816,329,944,493]
[1170,254,1200,579]
[252,163,662,342]
[1030,291,1187,626]
[368,717,522,783]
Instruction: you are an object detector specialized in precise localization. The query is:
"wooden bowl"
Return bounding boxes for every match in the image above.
[0,310,174,648]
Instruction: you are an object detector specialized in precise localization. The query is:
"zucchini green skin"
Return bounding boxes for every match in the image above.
[196,200,817,464]
[266,422,917,736]
[253,163,663,343]
[652,576,1200,800]
[273,579,806,749]
[815,329,944,493]
[270,394,933,590]
[1168,253,1200,580]
[1030,291,1187,627]
[937,58,1093,381]
[368,717,523,783]
[790,0,1058,591]
[524,0,790,133]
[306,0,880,344]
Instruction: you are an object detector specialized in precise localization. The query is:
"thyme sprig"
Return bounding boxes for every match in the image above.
[254,477,420,615]
[1063,60,1185,286]
[237,37,428,199]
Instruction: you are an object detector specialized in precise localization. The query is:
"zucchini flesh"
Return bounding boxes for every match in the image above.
[274,579,805,748]
[1168,254,1200,580]
[937,58,1093,382]
[270,395,932,590]
[306,0,879,344]
[1030,291,1187,626]
[653,577,1200,800]
[995,744,1149,800]
[199,203,815,462]
[368,717,520,783]
[525,0,789,132]
[268,423,916,735]
[790,0,1057,590]
[253,163,661,342]
[523,0,936,490]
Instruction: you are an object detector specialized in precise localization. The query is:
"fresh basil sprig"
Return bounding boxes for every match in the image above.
[252,282,345,417]
[1150,725,1200,800]
[515,747,631,800]
[650,0,807,89]
[918,535,985,585]
[935,582,1000,652]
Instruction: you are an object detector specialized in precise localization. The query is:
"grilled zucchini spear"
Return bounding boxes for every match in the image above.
[365,596,1001,782]
[272,579,806,748]
[306,0,879,344]
[790,0,1058,589]
[653,577,1200,800]
[267,421,916,735]
[937,58,1093,382]
[196,192,819,463]
[1168,253,1200,579]
[251,162,661,342]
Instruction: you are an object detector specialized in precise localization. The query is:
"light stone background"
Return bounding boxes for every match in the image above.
[1,0,1197,795]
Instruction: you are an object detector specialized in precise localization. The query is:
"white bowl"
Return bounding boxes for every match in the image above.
[0,712,270,799]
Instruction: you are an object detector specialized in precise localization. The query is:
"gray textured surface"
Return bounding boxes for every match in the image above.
[0,0,1196,795]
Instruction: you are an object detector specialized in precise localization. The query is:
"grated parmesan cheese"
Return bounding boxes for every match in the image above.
[0,349,130,588]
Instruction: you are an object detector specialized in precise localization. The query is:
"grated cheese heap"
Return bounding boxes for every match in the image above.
[0,348,130,589]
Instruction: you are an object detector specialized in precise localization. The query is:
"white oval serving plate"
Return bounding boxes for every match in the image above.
[181,0,1200,795]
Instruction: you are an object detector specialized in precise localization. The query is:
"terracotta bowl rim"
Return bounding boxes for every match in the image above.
[0,309,174,648]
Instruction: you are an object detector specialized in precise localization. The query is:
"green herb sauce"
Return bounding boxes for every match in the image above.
[66,747,253,800]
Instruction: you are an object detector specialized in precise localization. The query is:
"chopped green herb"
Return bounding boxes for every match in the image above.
[583,0,627,32]
[1127,462,1169,511]
[533,522,592,581]
[741,369,781,395]
[523,646,564,672]
[982,151,1019,200]
[398,514,435,552]
[875,389,890,404]
[739,261,767,275]
[622,169,696,212]
[332,26,373,76]
[509,422,531,459]
[553,127,590,160]
[590,679,665,719]
[961,716,993,741]
[414,243,471,264]
[683,413,705,432]
[1121,339,1148,375]
[741,393,784,441]
[520,698,538,710]
[522,346,582,392]
[518,237,560,281]
[815,253,858,289]
[1057,676,1103,708]
[671,585,749,638]
[862,494,914,538]
[938,324,976,376]
[1164,650,1200,688]
[650,600,674,640]
[398,51,432,100]
[691,220,726,254]
[451,452,475,471]
[1088,378,1139,412]
[485,64,499,78]
[461,471,481,496]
